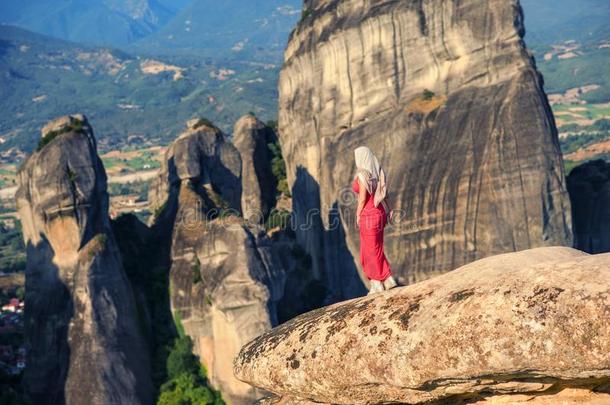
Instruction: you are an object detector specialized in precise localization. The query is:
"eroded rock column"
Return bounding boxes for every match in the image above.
[16,115,153,405]
[278,0,573,289]
[149,119,285,404]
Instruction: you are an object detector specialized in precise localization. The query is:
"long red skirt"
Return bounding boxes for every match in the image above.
[359,208,392,281]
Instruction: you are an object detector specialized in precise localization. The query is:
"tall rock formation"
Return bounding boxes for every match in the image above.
[278,0,572,289]
[567,160,610,254]
[149,118,242,226]
[233,114,276,223]
[16,115,153,404]
[235,247,610,405]
[149,119,285,404]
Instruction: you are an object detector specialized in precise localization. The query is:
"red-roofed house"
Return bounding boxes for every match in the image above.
[2,299,21,313]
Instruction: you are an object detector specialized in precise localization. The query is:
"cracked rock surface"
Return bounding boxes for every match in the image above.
[235,247,610,404]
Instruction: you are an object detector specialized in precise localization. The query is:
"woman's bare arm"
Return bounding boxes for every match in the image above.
[356,178,367,226]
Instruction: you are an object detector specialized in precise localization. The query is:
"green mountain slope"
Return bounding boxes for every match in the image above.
[0,25,280,156]
[522,0,610,46]
[522,0,610,102]
[135,0,301,61]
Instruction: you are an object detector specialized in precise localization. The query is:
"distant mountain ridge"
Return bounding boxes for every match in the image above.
[0,0,174,46]
[0,0,302,61]
[135,0,301,61]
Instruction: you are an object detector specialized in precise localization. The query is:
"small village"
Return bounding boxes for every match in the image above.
[0,297,25,377]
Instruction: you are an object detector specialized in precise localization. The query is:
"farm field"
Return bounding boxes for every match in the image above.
[554,102,610,174]
[100,146,164,177]
[0,146,166,222]
[553,102,610,129]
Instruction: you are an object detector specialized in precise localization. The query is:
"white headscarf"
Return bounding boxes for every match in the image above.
[354,146,387,208]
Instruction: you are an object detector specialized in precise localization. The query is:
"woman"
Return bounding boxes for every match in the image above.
[353,146,397,294]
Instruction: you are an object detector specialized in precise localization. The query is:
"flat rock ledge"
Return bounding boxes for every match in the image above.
[234,247,610,404]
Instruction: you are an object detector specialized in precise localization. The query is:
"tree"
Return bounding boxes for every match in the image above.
[158,373,217,405]
[157,336,224,405]
[166,337,200,380]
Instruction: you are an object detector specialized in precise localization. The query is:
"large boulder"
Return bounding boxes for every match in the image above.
[278,0,572,294]
[233,114,277,223]
[235,247,610,404]
[151,119,285,404]
[16,115,153,404]
[567,159,610,253]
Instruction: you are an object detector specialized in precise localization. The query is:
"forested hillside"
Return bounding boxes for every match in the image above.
[0,26,279,155]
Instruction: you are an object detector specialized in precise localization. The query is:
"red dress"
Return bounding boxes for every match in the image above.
[353,178,392,281]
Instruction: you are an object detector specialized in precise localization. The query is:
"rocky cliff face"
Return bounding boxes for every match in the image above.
[16,115,153,404]
[235,247,610,404]
[150,119,285,404]
[278,0,572,288]
[567,160,610,254]
[233,115,276,223]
